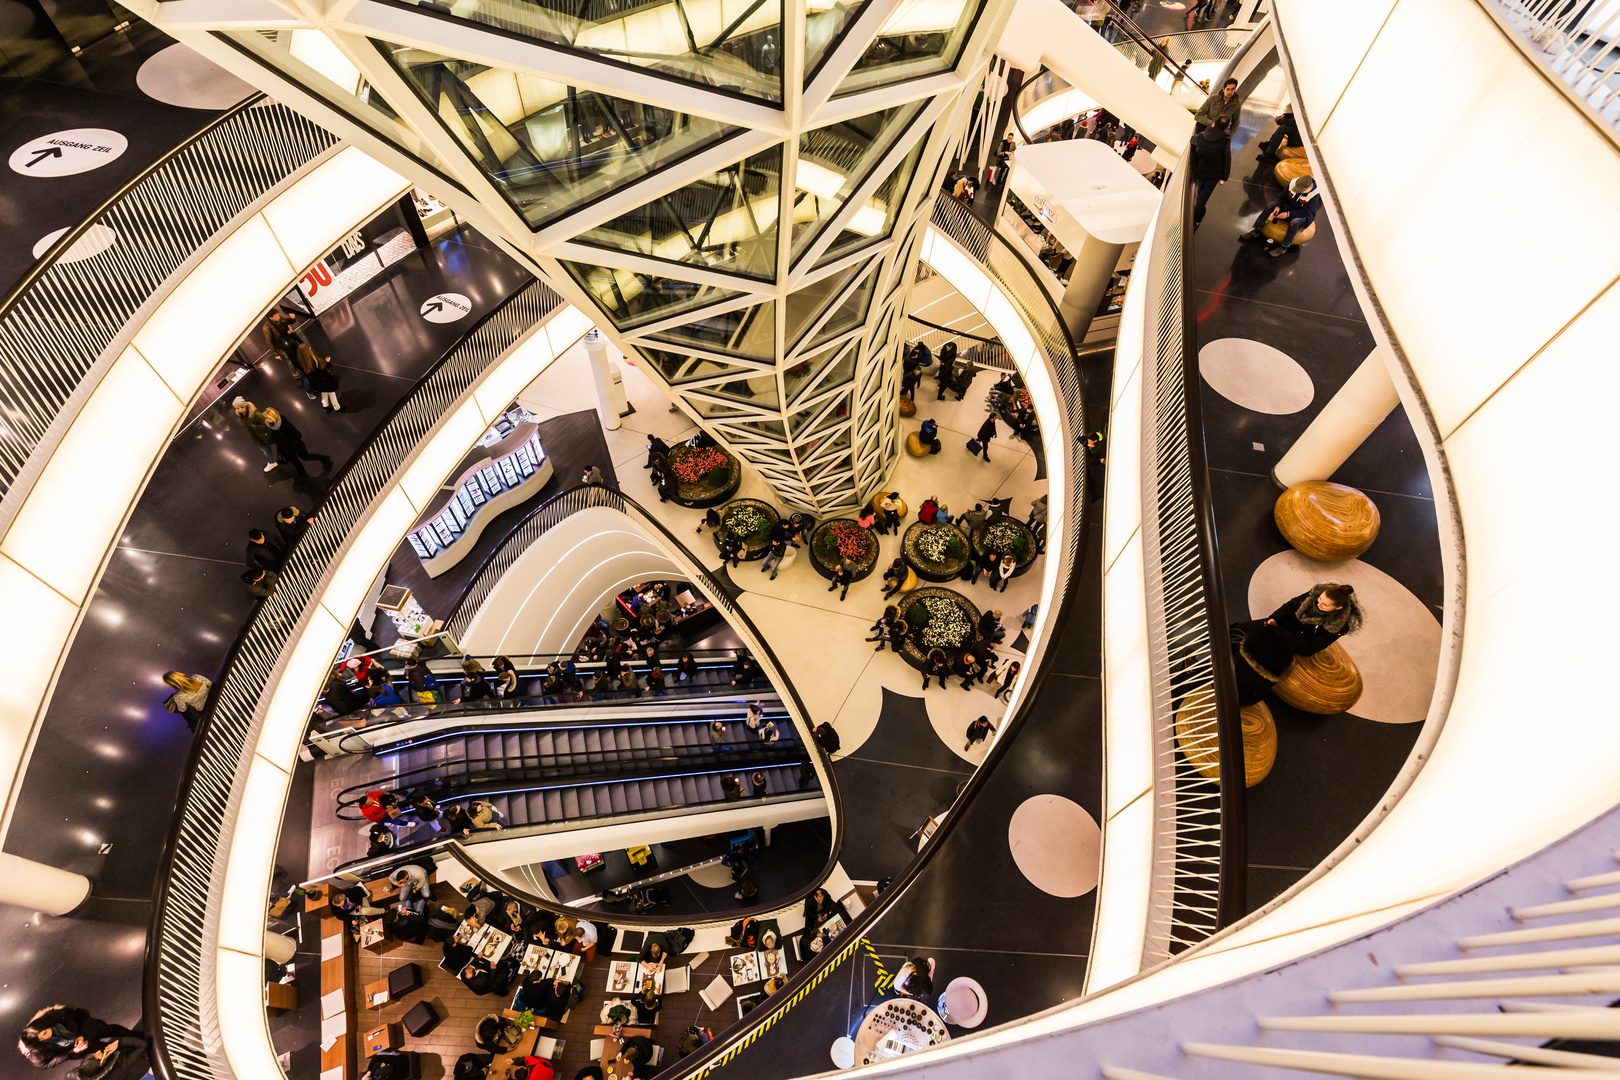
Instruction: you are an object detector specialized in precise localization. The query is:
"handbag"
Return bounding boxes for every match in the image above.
[965,439,982,454]
[417,690,439,703]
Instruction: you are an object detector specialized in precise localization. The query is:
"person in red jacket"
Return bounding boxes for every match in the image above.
[358,791,400,823]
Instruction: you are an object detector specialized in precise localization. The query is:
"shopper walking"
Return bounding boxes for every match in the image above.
[973,415,997,462]
[760,536,788,579]
[162,671,212,731]
[261,311,301,379]
[263,408,331,478]
[1193,77,1241,131]
[298,346,342,412]
[993,660,1021,701]
[232,398,278,471]
[964,715,997,750]
[1189,116,1232,229]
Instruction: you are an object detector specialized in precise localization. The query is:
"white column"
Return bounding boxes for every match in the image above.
[0,853,90,915]
[265,930,298,965]
[1273,348,1401,488]
[583,329,622,432]
[1057,231,1125,342]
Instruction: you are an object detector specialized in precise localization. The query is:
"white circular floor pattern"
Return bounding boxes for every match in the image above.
[137,43,255,110]
[1248,550,1442,724]
[1199,337,1315,415]
[1007,795,1101,897]
[685,861,736,888]
[32,223,117,263]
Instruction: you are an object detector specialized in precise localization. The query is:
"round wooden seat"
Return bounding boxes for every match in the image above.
[900,566,918,593]
[1274,159,1313,187]
[1241,701,1277,786]
[1261,219,1316,245]
[1274,480,1381,561]
[905,432,929,457]
[1274,641,1363,714]
[1174,687,1278,787]
[869,493,909,522]
[1277,144,1308,160]
[899,396,917,417]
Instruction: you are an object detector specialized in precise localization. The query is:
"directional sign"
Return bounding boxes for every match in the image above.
[420,292,472,323]
[9,128,128,177]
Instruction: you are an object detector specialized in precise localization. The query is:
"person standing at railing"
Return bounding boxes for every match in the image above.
[244,528,285,573]
[1190,116,1233,231]
[162,671,212,732]
[1147,38,1170,82]
[1194,78,1242,132]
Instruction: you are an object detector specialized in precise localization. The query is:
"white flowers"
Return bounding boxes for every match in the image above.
[920,596,972,649]
[915,527,956,564]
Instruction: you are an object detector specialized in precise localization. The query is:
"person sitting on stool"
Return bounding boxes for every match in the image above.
[1240,175,1319,257]
[1258,109,1301,159]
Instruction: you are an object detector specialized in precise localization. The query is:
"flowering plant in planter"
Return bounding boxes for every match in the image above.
[723,504,771,542]
[915,526,963,565]
[820,521,874,561]
[981,519,1031,558]
[670,446,731,484]
[918,596,972,649]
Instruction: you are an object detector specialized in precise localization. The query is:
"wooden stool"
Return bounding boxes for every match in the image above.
[869,493,908,521]
[1274,642,1363,714]
[1277,144,1308,160]
[1174,688,1278,787]
[1261,219,1316,246]
[905,432,929,457]
[1274,480,1380,561]
[1241,701,1277,787]
[1274,159,1313,187]
[899,396,917,417]
[899,566,918,593]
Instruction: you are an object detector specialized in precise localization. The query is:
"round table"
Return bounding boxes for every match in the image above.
[853,998,951,1064]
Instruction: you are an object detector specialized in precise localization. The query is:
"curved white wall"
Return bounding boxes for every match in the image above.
[459,507,682,657]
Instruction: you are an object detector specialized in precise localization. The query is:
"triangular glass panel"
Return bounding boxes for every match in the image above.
[807,264,879,350]
[784,340,857,403]
[791,101,925,261]
[804,0,871,87]
[685,396,765,420]
[577,146,783,280]
[648,299,776,359]
[387,0,785,103]
[636,346,765,386]
[815,129,928,267]
[831,0,987,99]
[789,392,852,440]
[717,417,788,441]
[739,445,797,465]
[691,374,781,410]
[561,259,740,331]
[376,42,741,229]
[784,260,865,348]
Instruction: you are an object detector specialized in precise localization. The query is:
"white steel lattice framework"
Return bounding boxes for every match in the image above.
[137,0,1017,512]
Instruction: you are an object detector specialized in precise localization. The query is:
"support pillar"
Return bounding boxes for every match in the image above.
[1057,230,1124,342]
[583,329,624,431]
[1273,348,1401,488]
[0,853,91,915]
[265,930,297,964]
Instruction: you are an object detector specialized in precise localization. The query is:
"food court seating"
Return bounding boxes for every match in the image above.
[1274,642,1364,714]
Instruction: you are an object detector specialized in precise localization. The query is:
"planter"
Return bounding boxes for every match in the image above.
[969,515,1038,577]
[901,521,973,583]
[668,444,742,508]
[807,519,880,581]
[717,498,779,561]
[897,587,984,670]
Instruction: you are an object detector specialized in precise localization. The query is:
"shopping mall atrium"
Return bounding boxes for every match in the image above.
[0,0,1617,1077]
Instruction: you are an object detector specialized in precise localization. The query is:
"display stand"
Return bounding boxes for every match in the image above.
[406,426,553,578]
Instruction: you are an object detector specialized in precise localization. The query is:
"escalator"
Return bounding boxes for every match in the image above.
[325,707,821,868]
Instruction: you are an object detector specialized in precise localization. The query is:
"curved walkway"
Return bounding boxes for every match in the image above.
[0,226,528,1036]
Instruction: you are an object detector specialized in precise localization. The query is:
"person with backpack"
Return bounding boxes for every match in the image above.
[1189,116,1233,229]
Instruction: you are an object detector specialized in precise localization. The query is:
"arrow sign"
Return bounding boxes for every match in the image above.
[419,292,471,323]
[9,128,127,177]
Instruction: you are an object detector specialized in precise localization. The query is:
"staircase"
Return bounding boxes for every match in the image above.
[479,762,817,830]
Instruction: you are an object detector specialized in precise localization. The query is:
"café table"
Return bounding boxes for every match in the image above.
[596,1024,653,1078]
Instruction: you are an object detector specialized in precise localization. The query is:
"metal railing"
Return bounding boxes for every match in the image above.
[0,96,337,508]
[1488,0,1620,128]
[649,193,1093,1080]
[903,312,1017,372]
[1136,160,1245,963]
[144,278,562,1080]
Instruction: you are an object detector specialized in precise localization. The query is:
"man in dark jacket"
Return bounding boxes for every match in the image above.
[973,415,996,462]
[1258,109,1302,158]
[1241,176,1320,256]
[1189,117,1232,229]
[245,529,285,572]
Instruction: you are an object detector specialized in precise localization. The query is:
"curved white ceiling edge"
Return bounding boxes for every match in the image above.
[0,145,412,845]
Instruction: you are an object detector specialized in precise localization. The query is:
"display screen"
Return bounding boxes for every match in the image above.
[513,449,534,477]
[521,443,538,470]
[456,486,477,515]
[528,434,543,463]
[480,466,503,497]
[432,520,455,546]
[500,458,521,487]
[448,499,468,530]
[464,481,485,507]
[438,509,461,536]
[408,532,432,559]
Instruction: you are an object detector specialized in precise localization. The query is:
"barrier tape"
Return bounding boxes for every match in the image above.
[862,938,894,992]
[687,935,880,1079]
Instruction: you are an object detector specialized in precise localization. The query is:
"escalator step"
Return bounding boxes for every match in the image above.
[527,791,546,822]
[624,784,643,811]
[538,731,554,756]
[578,788,596,817]
[652,779,670,805]
[600,729,617,753]
[519,731,538,757]
[609,785,628,813]
[544,790,563,820]
[585,729,602,754]
[569,731,586,753]
[561,788,580,819]
[678,776,696,803]
[489,795,512,824]
[628,728,646,750]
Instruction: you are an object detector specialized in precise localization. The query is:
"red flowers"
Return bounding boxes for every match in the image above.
[825,520,873,560]
[670,447,730,483]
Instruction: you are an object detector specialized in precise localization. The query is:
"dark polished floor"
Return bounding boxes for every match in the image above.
[1191,56,1442,913]
[0,20,248,295]
[0,226,530,1036]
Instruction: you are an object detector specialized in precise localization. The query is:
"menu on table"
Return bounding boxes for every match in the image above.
[728,952,760,986]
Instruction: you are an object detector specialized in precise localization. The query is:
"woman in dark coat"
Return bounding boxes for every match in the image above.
[18,1006,138,1069]
[1230,622,1296,706]
[802,887,849,932]
[1264,583,1363,656]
